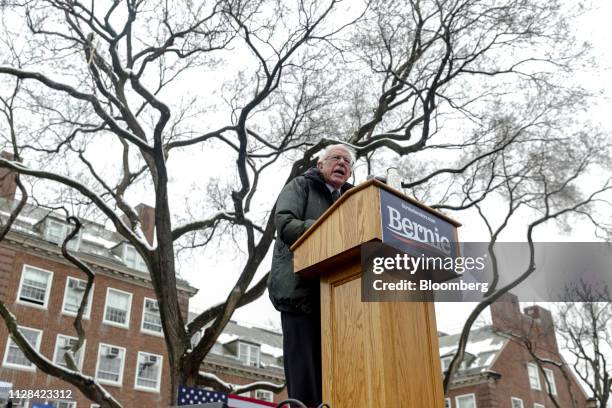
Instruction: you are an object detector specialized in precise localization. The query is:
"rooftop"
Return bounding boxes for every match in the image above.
[438,326,508,376]
[0,197,196,293]
[189,316,284,376]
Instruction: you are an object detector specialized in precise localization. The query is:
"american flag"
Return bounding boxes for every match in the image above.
[177,385,276,407]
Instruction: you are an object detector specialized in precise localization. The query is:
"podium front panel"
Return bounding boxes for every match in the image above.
[320,261,445,407]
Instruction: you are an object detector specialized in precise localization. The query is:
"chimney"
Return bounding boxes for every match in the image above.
[0,151,17,200]
[523,305,559,353]
[135,203,156,245]
[490,292,522,332]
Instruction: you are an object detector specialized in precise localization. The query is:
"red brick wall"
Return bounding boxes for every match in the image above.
[446,346,588,408]
[488,341,587,408]
[447,382,496,408]
[0,245,16,302]
[0,247,183,407]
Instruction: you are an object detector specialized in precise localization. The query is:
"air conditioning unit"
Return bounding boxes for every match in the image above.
[107,347,120,358]
[69,279,87,291]
[147,355,158,364]
[149,302,159,312]
[62,338,78,350]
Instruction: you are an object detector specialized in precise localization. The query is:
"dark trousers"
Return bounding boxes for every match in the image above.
[281,309,322,407]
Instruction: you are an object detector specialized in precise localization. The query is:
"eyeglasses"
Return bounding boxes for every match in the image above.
[325,155,354,167]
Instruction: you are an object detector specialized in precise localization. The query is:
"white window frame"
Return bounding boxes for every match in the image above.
[46,219,68,245]
[441,356,452,371]
[2,325,42,371]
[46,219,82,251]
[134,351,163,393]
[543,367,557,396]
[237,342,260,367]
[45,400,76,408]
[16,264,54,309]
[527,363,542,390]
[533,404,545,408]
[91,405,101,408]
[61,276,93,319]
[140,297,163,337]
[52,334,86,370]
[6,398,28,408]
[255,389,273,402]
[445,398,451,408]
[94,343,126,386]
[455,394,476,408]
[123,244,147,272]
[511,397,524,408]
[103,287,132,328]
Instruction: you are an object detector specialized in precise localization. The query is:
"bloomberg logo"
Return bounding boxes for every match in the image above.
[380,189,456,257]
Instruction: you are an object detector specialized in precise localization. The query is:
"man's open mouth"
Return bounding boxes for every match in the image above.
[333,168,346,176]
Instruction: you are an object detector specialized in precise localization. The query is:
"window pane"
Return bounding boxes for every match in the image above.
[136,353,161,390]
[544,368,557,395]
[19,267,51,305]
[108,290,129,309]
[54,335,84,368]
[96,345,123,382]
[143,299,162,333]
[238,343,249,364]
[527,364,541,389]
[441,357,451,371]
[47,221,79,250]
[237,343,260,367]
[5,327,40,367]
[125,246,147,271]
[105,290,130,325]
[250,345,259,366]
[511,398,524,408]
[456,395,476,408]
[256,390,273,402]
[63,278,90,315]
[105,307,127,324]
[47,401,76,408]
[47,220,66,244]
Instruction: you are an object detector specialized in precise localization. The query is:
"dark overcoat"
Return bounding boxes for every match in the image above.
[267,167,352,313]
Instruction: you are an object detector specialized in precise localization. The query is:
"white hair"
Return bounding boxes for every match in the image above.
[317,144,357,164]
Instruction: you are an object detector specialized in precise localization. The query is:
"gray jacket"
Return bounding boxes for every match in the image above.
[268,168,352,313]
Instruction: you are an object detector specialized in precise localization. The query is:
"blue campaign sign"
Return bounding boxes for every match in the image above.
[379,189,458,258]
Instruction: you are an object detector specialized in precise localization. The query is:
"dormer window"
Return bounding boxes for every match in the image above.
[238,342,260,367]
[45,219,80,251]
[123,244,147,272]
[441,356,452,371]
[441,352,473,372]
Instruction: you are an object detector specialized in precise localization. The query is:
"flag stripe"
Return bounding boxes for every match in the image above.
[229,394,276,407]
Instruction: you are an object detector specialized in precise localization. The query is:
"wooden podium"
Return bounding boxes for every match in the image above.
[291,179,460,408]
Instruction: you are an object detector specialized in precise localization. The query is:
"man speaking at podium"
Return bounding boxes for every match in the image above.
[268,144,355,406]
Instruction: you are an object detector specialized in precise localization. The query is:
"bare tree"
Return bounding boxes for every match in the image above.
[556,280,612,407]
[0,0,609,406]
[440,136,612,394]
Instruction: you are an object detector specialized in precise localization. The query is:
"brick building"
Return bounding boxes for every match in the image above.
[439,293,589,408]
[191,317,288,404]
[0,170,197,407]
